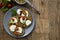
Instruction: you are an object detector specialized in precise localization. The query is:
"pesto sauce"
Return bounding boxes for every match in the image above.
[16,0,25,4]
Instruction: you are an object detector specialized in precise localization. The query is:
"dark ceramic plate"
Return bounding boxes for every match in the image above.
[3,6,35,38]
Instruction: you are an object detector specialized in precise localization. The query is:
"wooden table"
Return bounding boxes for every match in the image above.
[0,0,60,40]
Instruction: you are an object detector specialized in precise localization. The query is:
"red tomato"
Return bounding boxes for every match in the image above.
[0,3,4,8]
[8,3,12,8]
[21,16,25,20]
[11,17,14,21]
[0,4,2,8]
[1,3,4,7]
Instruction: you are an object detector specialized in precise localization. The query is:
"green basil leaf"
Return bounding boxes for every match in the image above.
[2,0,8,4]
[0,7,8,13]
[11,9,17,16]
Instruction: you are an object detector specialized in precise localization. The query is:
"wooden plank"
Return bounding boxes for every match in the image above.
[57,1,60,40]
[48,0,60,40]
[31,0,49,40]
[0,12,4,40]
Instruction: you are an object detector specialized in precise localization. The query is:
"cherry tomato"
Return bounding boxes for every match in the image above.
[21,16,25,20]
[0,3,2,8]
[1,3,4,7]
[8,3,12,8]
[11,17,14,21]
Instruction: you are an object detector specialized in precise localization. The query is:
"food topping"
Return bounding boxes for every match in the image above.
[25,10,29,17]
[21,16,25,20]
[9,25,16,32]
[17,9,22,15]
[20,17,26,24]
[11,17,18,23]
[21,13,25,16]
[26,20,31,26]
[16,22,20,27]
[14,31,19,36]
[16,27,23,33]
[15,27,19,31]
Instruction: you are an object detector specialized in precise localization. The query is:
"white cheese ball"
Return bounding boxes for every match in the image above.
[17,9,22,15]
[26,20,31,26]
[16,27,23,33]
[9,25,16,32]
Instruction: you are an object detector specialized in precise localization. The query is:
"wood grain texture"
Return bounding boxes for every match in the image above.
[0,0,60,40]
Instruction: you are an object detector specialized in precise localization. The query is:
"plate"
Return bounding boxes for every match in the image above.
[3,6,35,38]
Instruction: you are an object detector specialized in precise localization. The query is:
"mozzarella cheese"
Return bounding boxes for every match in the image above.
[9,25,16,32]
[11,17,18,23]
[26,20,31,26]
[20,18,24,23]
[20,17,26,23]
[25,10,29,17]
[16,27,23,33]
[17,9,22,15]
[21,13,25,16]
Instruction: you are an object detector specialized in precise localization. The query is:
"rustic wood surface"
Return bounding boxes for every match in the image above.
[0,0,60,40]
